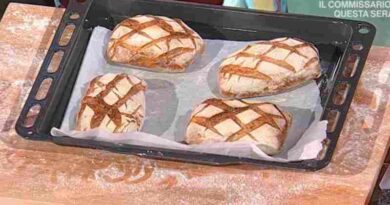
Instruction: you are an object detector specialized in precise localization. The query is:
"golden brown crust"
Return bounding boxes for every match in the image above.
[220,69,319,98]
[220,64,272,81]
[76,73,146,133]
[186,98,291,154]
[218,37,321,98]
[107,15,204,72]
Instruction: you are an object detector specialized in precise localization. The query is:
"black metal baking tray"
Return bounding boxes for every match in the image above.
[15,0,376,170]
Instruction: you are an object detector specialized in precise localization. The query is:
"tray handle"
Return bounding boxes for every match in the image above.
[315,21,376,169]
[15,0,93,140]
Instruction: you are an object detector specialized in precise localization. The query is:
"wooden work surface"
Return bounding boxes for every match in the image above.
[0,3,389,205]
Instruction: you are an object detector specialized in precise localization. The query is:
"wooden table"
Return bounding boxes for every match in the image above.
[0,3,389,204]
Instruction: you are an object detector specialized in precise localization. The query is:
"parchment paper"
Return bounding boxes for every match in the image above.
[52,26,328,162]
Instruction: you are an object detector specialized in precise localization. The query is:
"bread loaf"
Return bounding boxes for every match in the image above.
[76,73,146,133]
[219,37,320,98]
[186,98,291,155]
[107,15,204,72]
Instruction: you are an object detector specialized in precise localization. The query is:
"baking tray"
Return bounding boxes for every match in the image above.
[15,0,376,170]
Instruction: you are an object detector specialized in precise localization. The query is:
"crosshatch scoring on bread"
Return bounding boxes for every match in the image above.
[107,15,205,72]
[76,73,147,133]
[186,98,292,155]
[218,37,321,98]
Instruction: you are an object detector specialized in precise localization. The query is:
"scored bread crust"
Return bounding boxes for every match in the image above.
[185,98,292,155]
[76,73,147,133]
[218,37,321,98]
[107,15,204,72]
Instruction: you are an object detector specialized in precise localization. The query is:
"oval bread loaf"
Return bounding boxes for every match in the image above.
[218,37,321,98]
[186,98,291,155]
[107,15,204,72]
[76,73,146,133]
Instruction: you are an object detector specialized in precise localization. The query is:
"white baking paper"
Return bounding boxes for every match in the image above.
[51,26,328,162]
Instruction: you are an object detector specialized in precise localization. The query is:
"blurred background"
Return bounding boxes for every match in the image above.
[0,0,388,46]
